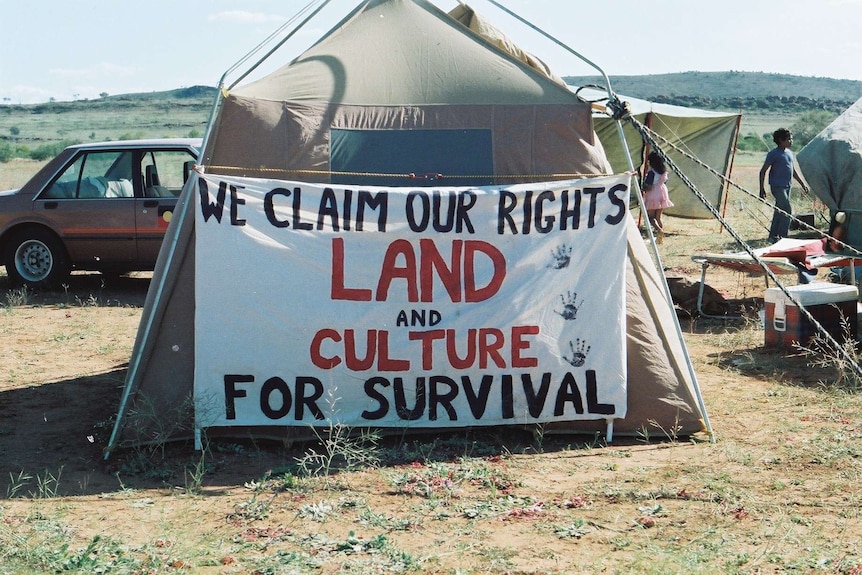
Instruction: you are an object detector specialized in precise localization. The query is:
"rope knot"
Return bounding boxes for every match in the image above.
[607,97,631,120]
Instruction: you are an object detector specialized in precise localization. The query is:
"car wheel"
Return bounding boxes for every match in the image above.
[4,228,71,289]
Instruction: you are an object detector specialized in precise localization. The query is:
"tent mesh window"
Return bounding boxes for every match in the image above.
[330,128,494,186]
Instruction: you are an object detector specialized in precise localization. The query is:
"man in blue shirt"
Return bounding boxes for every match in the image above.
[759,128,810,243]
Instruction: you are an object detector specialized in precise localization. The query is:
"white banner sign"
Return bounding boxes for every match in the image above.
[193,174,630,429]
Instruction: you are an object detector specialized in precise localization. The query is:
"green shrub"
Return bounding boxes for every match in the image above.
[737,132,770,152]
[790,110,836,148]
[0,143,34,162]
[29,142,66,161]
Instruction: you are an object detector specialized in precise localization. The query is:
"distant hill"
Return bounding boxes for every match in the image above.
[103,85,218,102]
[2,74,860,154]
[0,87,218,150]
[8,86,219,115]
[7,73,861,115]
[563,71,862,114]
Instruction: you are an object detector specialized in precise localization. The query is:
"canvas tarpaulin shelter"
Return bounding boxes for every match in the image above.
[573,86,741,220]
[798,97,862,244]
[107,0,710,452]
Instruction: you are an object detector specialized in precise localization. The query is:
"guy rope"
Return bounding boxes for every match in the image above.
[614,100,862,382]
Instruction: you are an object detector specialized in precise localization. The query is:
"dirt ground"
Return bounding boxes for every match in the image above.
[1,162,861,574]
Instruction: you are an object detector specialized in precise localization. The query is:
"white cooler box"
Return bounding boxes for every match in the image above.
[764,283,858,348]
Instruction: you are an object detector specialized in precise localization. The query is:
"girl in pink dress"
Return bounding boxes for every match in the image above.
[643,151,673,237]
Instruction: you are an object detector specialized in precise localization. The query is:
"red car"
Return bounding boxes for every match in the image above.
[0,138,200,288]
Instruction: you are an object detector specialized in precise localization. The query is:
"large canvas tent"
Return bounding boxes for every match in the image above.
[108,0,710,452]
[798,97,862,243]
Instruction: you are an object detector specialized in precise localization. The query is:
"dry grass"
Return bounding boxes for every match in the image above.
[0,158,46,190]
[1,152,862,574]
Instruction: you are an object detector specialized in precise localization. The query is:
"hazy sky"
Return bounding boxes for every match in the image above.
[2,0,861,104]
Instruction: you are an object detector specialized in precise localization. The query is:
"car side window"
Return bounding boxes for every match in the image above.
[42,151,134,199]
[142,150,196,198]
[79,151,134,198]
[43,156,84,199]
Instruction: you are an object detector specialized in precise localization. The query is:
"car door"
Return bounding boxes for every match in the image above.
[37,150,138,266]
[135,148,197,263]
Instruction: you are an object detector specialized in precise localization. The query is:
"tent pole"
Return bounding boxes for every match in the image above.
[197,1,334,168]
[105,174,199,458]
[485,0,713,442]
[202,0,334,92]
[225,0,336,91]
[611,120,716,443]
[482,0,616,97]
[718,114,744,234]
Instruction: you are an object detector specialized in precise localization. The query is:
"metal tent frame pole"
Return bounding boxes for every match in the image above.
[485,0,714,442]
[107,0,338,457]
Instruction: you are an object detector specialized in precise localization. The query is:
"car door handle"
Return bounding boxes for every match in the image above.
[143,200,159,208]
[43,201,58,210]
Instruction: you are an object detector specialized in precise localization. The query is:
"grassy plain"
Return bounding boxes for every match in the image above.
[0,94,211,149]
[1,105,862,574]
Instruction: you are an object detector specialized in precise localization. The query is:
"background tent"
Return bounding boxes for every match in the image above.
[574,86,741,220]
[109,0,708,451]
[798,97,862,243]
